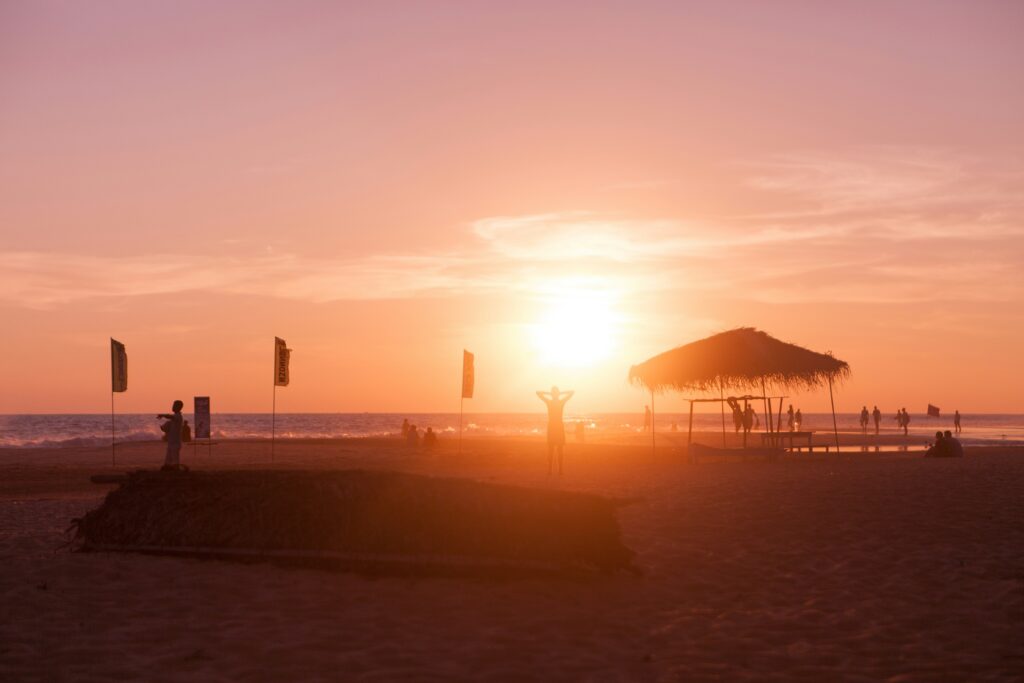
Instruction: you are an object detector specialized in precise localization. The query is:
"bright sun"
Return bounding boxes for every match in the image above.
[529,285,618,367]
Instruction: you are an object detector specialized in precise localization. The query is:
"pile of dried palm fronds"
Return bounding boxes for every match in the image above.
[72,470,636,575]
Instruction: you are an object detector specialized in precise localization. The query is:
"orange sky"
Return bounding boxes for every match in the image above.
[2,1,1023,414]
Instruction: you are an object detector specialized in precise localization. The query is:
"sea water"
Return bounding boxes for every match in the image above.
[1,413,1022,448]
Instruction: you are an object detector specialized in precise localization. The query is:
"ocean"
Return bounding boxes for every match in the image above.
[1,412,1022,448]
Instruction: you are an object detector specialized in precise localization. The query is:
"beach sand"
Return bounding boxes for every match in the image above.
[2,437,1022,681]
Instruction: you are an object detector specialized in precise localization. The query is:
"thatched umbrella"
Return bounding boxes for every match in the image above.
[629,328,850,453]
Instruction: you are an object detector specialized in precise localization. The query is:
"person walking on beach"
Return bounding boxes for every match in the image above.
[536,386,574,475]
[742,404,756,434]
[794,408,803,431]
[860,406,870,434]
[157,400,184,470]
[954,410,962,434]
[787,404,795,431]
[872,405,881,435]
[901,408,910,436]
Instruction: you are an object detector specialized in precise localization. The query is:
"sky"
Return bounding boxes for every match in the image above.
[2,0,1023,414]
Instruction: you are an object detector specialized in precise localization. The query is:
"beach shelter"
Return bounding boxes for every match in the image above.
[628,328,850,453]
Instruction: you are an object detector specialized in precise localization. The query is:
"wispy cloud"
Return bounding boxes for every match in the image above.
[2,147,1021,309]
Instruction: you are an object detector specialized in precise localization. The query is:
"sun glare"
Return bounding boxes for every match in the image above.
[529,284,619,367]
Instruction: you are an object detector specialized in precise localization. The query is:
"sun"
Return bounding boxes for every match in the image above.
[529,284,619,367]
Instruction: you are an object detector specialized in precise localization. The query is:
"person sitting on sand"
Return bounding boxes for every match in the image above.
[157,400,184,470]
[926,431,947,458]
[787,404,795,431]
[872,405,881,435]
[422,426,437,449]
[536,386,574,475]
[944,430,964,458]
[406,424,419,446]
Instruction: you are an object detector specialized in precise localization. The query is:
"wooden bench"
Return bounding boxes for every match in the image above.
[761,431,824,453]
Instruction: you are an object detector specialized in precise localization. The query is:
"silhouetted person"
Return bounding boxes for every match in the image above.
[787,404,795,431]
[901,408,910,436]
[643,405,651,431]
[423,426,437,448]
[536,386,574,475]
[860,406,869,433]
[872,405,881,435]
[401,418,410,437]
[742,404,755,434]
[157,400,184,470]
[794,408,803,431]
[944,430,964,457]
[406,424,419,447]
[727,397,743,432]
[954,410,961,434]
[926,431,947,458]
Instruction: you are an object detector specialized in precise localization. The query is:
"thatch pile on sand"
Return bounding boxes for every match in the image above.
[72,470,636,575]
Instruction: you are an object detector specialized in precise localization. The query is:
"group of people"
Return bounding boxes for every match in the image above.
[785,405,803,432]
[926,430,964,458]
[859,405,884,434]
[400,418,438,448]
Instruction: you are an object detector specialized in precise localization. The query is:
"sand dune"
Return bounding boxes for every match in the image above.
[1,438,1022,681]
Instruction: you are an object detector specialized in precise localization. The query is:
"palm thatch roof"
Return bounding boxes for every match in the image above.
[628,327,850,393]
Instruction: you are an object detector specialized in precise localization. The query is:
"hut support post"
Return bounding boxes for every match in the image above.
[650,390,655,456]
[687,400,694,445]
[719,380,726,447]
[761,379,772,446]
[828,376,840,454]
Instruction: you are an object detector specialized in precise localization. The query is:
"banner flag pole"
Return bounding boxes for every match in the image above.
[111,390,115,467]
[459,396,464,456]
[271,384,276,463]
[460,349,474,456]
[109,338,127,467]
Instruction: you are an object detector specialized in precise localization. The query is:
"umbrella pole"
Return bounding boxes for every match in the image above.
[687,400,694,445]
[828,376,840,454]
[719,380,726,448]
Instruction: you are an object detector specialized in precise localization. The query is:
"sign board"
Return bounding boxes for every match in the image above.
[194,396,211,439]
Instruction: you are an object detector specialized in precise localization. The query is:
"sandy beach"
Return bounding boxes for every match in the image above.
[2,437,1022,682]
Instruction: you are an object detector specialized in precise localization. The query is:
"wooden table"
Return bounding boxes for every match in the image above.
[761,431,821,452]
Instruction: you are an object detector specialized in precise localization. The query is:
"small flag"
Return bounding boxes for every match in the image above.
[927,404,940,418]
[275,337,291,387]
[110,338,127,392]
[461,350,474,399]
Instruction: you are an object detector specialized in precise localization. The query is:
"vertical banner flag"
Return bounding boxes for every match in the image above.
[275,337,291,387]
[927,404,941,418]
[194,396,211,439]
[110,338,128,392]
[462,350,474,399]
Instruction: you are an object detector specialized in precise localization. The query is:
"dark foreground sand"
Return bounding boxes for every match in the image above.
[1,438,1022,682]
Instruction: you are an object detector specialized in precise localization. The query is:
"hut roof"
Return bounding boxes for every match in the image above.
[628,327,850,393]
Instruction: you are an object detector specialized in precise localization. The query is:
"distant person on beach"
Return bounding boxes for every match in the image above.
[643,405,651,431]
[860,406,869,433]
[787,404,795,431]
[423,426,437,449]
[954,410,962,434]
[872,406,881,435]
[536,386,574,475]
[406,424,419,446]
[742,404,755,434]
[794,408,803,431]
[944,430,964,457]
[157,400,184,470]
[728,397,743,432]
[901,408,910,435]
[926,431,947,458]
[401,418,410,437]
